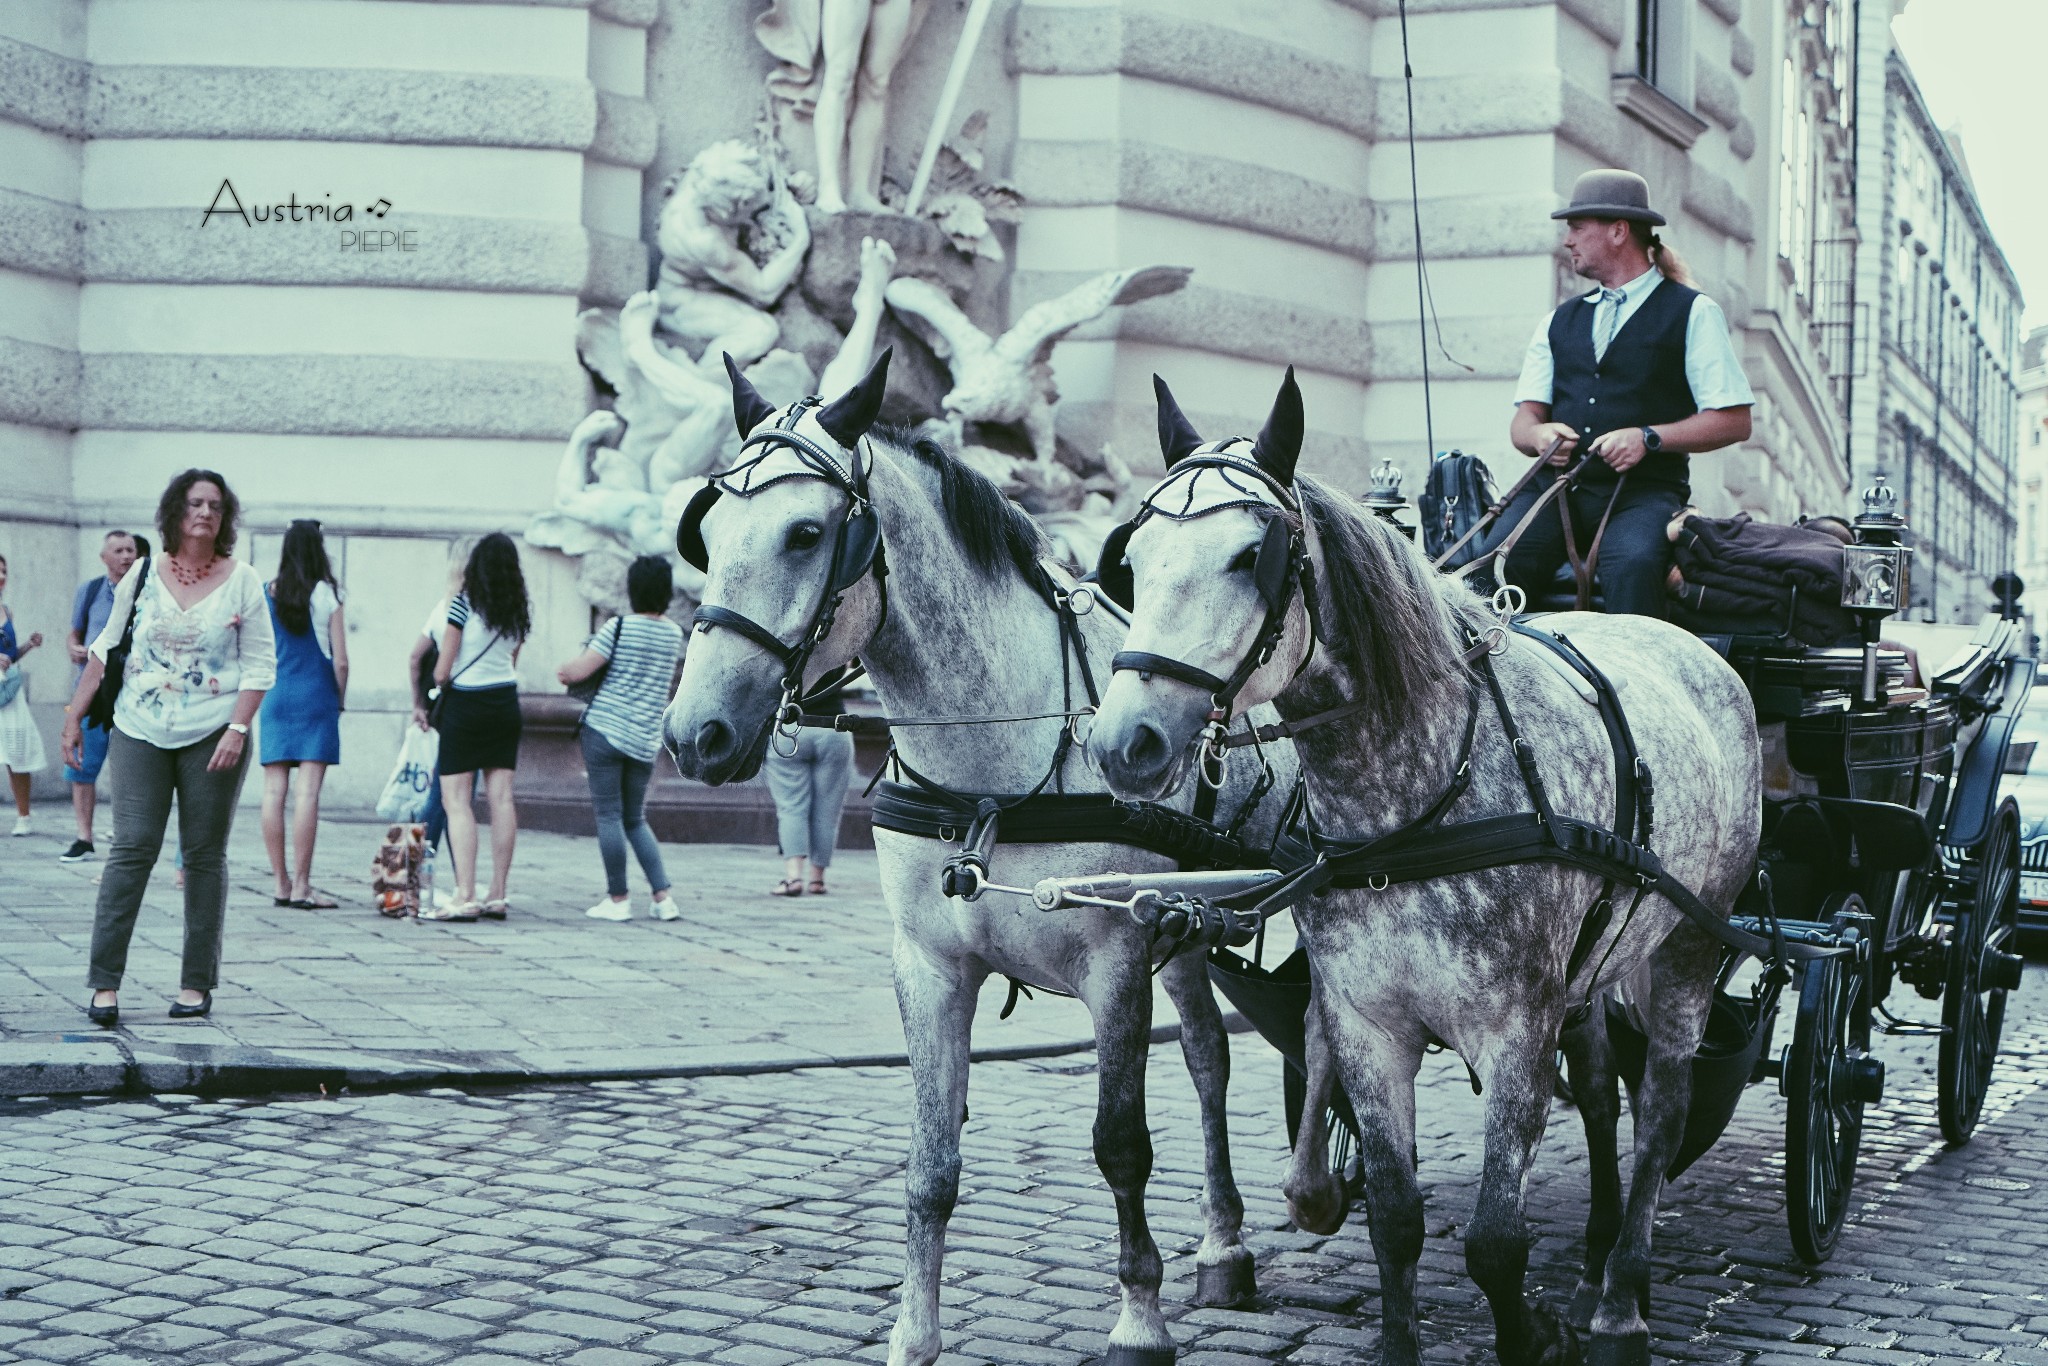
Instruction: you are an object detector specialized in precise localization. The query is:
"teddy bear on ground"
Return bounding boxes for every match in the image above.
[371,822,425,917]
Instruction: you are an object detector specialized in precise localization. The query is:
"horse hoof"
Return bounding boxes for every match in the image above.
[1566,1282,1600,1333]
[1193,1253,1256,1308]
[1100,1346,1175,1365]
[1585,1327,1649,1366]
[1527,1304,1581,1366]
[1285,1188,1349,1237]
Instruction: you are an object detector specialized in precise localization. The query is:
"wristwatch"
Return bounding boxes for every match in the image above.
[226,722,250,736]
[1641,426,1663,452]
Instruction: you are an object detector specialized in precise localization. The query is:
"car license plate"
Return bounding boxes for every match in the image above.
[2022,872,2048,904]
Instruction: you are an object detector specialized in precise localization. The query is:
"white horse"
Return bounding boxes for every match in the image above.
[1085,371,1762,1366]
[662,353,1295,1366]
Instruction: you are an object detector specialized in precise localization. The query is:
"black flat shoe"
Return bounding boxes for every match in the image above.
[168,991,211,1019]
[86,999,118,1027]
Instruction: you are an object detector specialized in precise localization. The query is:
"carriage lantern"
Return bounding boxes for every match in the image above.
[1362,457,1414,539]
[1840,474,1911,705]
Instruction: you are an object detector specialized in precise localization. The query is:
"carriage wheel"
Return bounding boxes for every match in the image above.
[1282,1061,1364,1198]
[1784,893,1877,1264]
[1939,798,2024,1146]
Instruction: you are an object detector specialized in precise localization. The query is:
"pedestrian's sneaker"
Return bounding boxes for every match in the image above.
[651,897,681,922]
[9,816,28,837]
[59,839,95,863]
[585,899,632,921]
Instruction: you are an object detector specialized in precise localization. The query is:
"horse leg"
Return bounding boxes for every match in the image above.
[1159,953,1254,1307]
[886,949,983,1366]
[1091,966,1177,1365]
[1560,1006,1623,1333]
[1465,1027,1581,1366]
[1322,1006,1426,1366]
[1283,1003,1350,1236]
[1588,925,1718,1366]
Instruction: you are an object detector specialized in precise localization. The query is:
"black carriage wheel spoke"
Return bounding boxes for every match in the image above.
[1940,799,2019,1147]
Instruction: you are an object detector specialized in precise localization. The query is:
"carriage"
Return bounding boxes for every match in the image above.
[1041,473,2033,1266]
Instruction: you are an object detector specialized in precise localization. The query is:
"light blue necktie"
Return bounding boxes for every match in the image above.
[1596,288,1627,361]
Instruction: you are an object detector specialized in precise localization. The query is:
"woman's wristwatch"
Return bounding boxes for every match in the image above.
[226,722,250,736]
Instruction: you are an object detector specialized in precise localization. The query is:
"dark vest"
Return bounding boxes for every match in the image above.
[1548,277,1699,486]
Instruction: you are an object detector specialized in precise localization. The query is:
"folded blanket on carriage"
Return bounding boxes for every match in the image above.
[1665,512,1858,647]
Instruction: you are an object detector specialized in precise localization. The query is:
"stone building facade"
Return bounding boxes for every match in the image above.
[1847,24,2024,624]
[0,0,1894,810]
[2014,327,2048,651]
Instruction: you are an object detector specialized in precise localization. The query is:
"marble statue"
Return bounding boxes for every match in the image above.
[756,0,933,215]
[883,264,1193,463]
[655,139,812,374]
[531,236,901,612]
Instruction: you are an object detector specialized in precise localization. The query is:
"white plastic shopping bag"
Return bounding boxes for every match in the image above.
[375,723,440,822]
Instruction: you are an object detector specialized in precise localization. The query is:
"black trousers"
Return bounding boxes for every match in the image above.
[1496,470,1687,619]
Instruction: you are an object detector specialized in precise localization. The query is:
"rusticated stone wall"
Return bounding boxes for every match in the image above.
[0,0,657,806]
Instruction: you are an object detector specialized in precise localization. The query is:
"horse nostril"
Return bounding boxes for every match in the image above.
[695,719,733,765]
[1121,723,1167,774]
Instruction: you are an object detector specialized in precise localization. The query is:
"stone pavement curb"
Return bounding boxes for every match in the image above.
[0,1014,1254,1099]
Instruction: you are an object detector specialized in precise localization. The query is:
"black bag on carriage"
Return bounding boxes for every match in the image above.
[1667,513,1859,647]
[1419,450,1499,570]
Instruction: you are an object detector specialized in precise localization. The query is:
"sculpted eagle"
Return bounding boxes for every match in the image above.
[884,264,1192,462]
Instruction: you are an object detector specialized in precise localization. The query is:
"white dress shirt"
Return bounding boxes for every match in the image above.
[1513,267,1756,414]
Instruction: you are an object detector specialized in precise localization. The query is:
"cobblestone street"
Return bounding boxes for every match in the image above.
[2,963,2045,1366]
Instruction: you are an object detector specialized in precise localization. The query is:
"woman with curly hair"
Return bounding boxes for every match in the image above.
[423,531,530,921]
[259,520,349,908]
[59,469,275,1025]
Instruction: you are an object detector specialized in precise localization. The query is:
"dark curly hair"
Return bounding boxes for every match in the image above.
[156,468,240,559]
[461,532,532,641]
[271,519,337,636]
[626,555,673,614]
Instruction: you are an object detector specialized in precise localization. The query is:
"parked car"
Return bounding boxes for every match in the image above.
[1999,719,2048,940]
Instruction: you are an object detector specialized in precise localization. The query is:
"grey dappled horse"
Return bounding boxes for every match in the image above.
[662,353,1295,1366]
[1087,372,1762,1366]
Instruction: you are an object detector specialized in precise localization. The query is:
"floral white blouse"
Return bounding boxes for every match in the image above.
[90,558,277,750]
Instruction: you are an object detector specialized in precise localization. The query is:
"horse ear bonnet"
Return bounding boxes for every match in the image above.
[1153,375,1205,467]
[725,353,777,439]
[1095,521,1136,609]
[676,482,720,572]
[816,348,892,448]
[1250,366,1304,486]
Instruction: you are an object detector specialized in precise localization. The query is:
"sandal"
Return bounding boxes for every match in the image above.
[291,892,340,910]
[479,899,509,921]
[806,879,827,896]
[770,878,804,897]
[419,901,480,922]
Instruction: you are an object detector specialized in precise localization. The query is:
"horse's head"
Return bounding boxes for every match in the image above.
[1088,369,1316,801]
[663,350,892,784]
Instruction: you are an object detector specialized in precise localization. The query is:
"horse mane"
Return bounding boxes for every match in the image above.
[1296,473,1489,729]
[877,423,1048,584]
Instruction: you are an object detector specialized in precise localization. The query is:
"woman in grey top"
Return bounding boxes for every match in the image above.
[557,556,684,921]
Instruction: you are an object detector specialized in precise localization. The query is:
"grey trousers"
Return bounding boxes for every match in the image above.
[88,725,251,993]
[763,728,854,867]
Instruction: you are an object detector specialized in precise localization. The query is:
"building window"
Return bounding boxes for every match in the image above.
[1637,0,1661,83]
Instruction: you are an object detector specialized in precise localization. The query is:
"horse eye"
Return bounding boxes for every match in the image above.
[787,523,824,552]
[1228,546,1259,574]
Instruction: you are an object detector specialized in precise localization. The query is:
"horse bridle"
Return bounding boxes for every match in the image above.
[676,398,886,750]
[1094,442,1323,785]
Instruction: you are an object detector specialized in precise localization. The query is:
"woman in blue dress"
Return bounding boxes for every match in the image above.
[258,521,349,908]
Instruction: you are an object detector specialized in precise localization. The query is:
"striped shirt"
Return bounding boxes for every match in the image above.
[445,593,520,690]
[582,614,684,762]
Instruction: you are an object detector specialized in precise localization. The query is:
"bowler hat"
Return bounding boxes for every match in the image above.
[1550,169,1666,226]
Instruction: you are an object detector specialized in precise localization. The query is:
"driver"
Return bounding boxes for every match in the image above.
[1499,168,1755,618]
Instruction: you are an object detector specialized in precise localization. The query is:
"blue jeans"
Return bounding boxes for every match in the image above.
[1498,471,1687,619]
[580,727,669,898]
[422,759,446,855]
